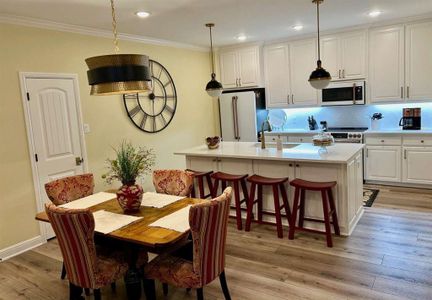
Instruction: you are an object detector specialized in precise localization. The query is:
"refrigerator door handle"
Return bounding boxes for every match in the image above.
[231,96,237,139]
[234,96,240,140]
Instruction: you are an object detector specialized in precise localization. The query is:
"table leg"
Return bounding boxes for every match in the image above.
[124,245,142,300]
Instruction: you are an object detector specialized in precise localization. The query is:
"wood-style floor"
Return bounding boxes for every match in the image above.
[1,185,432,300]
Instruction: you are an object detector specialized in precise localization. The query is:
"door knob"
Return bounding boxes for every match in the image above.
[75,157,84,166]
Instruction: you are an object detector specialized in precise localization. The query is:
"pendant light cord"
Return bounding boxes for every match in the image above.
[316,0,321,61]
[111,0,120,53]
[209,26,215,75]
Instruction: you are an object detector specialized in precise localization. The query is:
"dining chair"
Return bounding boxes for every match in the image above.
[152,169,194,197]
[143,187,233,300]
[45,203,147,300]
[45,173,95,205]
[45,173,95,280]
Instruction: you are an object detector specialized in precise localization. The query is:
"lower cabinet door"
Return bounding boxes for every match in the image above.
[365,146,401,182]
[402,147,432,184]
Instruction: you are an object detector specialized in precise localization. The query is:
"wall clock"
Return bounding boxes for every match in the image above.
[123,60,177,133]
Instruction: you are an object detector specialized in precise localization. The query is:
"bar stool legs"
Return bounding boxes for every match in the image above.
[289,179,340,248]
[245,175,290,239]
[188,170,213,199]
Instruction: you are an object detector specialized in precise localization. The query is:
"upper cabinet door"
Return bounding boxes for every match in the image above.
[405,21,432,101]
[289,39,319,106]
[320,35,340,80]
[340,31,367,80]
[237,47,260,87]
[219,50,239,89]
[369,25,405,103]
[264,44,290,108]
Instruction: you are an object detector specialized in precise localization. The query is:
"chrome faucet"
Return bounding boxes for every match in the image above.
[260,119,273,149]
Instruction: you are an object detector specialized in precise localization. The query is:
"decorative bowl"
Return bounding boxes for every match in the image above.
[206,136,220,149]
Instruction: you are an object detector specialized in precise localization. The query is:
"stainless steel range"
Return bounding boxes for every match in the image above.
[327,127,368,143]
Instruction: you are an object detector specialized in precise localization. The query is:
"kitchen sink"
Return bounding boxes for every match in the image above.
[253,143,300,149]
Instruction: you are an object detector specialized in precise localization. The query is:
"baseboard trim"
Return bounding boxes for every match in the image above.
[0,236,45,261]
[365,180,432,190]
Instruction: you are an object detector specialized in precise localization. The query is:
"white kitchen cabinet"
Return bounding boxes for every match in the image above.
[264,44,290,108]
[402,147,432,184]
[405,21,432,101]
[369,25,405,103]
[321,31,367,80]
[287,135,314,143]
[355,154,364,215]
[365,146,401,182]
[219,45,261,89]
[289,39,319,107]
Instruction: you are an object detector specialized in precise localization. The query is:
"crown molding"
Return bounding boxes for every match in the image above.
[0,13,209,52]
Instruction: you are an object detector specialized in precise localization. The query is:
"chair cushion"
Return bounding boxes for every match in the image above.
[153,170,194,196]
[144,254,201,289]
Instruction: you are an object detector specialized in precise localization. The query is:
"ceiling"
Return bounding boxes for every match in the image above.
[1,0,432,48]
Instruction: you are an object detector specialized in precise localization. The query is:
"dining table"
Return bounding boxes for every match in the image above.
[35,192,207,300]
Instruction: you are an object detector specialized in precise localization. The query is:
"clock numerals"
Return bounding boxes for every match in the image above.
[140,114,148,129]
[165,105,175,115]
[151,116,156,132]
[128,105,141,118]
[159,114,167,126]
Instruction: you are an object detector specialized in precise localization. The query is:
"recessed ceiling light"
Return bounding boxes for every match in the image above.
[368,10,382,17]
[292,25,304,31]
[237,35,247,41]
[136,11,151,18]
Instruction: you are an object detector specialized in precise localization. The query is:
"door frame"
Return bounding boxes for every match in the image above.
[19,72,89,240]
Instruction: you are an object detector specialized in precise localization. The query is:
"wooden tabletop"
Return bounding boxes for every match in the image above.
[35,195,207,249]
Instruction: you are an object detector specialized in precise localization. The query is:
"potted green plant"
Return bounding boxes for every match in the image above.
[103,141,155,212]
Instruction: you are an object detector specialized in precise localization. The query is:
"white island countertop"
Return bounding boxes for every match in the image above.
[175,142,364,164]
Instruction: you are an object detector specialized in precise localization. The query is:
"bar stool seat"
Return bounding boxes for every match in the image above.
[289,178,340,247]
[212,172,249,230]
[290,178,336,191]
[245,175,291,238]
[186,169,213,199]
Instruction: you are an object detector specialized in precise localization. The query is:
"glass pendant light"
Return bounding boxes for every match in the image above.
[309,0,331,89]
[85,0,151,96]
[205,23,223,97]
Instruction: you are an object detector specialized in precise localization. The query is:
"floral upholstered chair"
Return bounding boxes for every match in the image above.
[45,173,95,206]
[45,203,147,300]
[143,187,233,300]
[152,170,194,197]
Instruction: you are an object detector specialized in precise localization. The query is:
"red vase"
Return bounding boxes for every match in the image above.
[116,184,143,213]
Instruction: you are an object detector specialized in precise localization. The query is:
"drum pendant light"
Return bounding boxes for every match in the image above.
[309,0,331,90]
[85,0,151,96]
[205,23,224,97]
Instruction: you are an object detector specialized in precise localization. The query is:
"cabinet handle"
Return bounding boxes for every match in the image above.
[401,86,404,98]
[404,150,407,159]
[239,78,241,86]
[342,69,345,78]
[287,94,290,104]
[338,70,341,78]
[292,94,294,104]
[407,86,410,98]
[381,140,385,143]
[289,163,293,167]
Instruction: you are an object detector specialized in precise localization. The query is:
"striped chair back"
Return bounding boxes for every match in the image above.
[153,170,194,197]
[189,187,232,286]
[45,173,95,205]
[45,203,97,288]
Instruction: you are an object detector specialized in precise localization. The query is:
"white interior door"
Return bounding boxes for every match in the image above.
[22,75,86,240]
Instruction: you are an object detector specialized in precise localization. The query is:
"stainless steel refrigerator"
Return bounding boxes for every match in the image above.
[218,88,266,142]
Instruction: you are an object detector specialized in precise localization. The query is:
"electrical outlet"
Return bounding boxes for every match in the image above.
[83,123,91,134]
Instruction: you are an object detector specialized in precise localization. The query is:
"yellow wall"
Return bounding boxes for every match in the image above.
[0,23,216,250]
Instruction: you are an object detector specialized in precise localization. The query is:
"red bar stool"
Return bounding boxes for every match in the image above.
[289,178,340,247]
[186,169,213,199]
[245,175,291,238]
[211,172,249,230]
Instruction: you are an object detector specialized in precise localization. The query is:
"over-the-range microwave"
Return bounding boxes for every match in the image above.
[321,80,365,106]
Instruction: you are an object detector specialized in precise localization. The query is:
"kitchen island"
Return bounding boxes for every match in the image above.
[176,142,364,236]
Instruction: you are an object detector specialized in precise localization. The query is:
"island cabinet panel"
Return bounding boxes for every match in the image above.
[365,146,401,182]
[252,160,295,225]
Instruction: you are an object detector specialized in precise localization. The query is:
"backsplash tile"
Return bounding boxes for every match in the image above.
[271,103,432,131]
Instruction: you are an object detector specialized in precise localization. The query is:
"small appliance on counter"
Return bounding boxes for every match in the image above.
[399,108,421,130]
